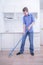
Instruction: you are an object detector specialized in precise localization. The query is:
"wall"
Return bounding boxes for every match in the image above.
[40,9,43,45]
[0,0,40,51]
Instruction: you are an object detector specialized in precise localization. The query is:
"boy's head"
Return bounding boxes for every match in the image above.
[23,7,29,16]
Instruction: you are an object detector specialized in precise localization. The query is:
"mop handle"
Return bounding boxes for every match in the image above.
[9,31,28,56]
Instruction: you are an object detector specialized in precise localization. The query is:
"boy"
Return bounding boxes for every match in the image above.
[16,7,35,56]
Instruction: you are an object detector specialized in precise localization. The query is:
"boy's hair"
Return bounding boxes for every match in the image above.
[23,7,28,12]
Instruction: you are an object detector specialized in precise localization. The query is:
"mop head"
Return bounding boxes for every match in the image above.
[9,52,12,57]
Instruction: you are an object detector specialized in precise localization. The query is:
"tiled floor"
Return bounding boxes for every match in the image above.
[0,46,43,65]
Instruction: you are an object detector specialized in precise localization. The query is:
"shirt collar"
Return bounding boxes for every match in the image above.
[25,14,30,17]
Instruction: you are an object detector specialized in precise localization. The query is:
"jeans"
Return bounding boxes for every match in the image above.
[20,31,34,53]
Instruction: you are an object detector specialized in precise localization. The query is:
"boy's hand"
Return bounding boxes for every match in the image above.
[23,30,26,34]
[28,26,31,30]
[28,25,32,31]
[23,24,26,34]
[28,22,34,31]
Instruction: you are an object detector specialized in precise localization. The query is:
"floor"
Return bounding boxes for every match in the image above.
[0,46,43,65]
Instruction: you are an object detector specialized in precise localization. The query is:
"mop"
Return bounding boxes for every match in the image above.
[8,36,22,57]
[8,30,28,57]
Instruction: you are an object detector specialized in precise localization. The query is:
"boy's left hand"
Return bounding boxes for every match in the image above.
[28,25,31,30]
[28,22,34,31]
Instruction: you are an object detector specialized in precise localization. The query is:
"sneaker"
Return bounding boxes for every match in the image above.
[16,52,23,55]
[30,52,34,56]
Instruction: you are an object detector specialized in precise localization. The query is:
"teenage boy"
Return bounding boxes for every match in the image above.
[16,7,35,56]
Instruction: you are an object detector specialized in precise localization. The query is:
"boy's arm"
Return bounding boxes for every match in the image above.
[28,22,35,30]
[28,14,35,30]
[23,24,26,34]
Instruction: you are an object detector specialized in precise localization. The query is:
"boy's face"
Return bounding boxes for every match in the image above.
[23,11,28,16]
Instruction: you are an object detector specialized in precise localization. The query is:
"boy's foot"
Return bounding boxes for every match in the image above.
[16,52,23,55]
[30,52,34,56]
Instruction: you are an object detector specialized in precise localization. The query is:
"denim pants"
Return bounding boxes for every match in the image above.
[20,31,34,53]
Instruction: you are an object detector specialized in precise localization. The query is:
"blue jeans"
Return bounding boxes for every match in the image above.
[20,31,34,53]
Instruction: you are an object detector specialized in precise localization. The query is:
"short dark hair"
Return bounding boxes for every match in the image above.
[23,7,28,12]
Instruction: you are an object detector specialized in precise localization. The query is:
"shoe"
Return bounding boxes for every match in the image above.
[30,52,34,56]
[16,52,23,55]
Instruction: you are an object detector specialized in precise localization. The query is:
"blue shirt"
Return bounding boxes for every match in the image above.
[23,13,35,32]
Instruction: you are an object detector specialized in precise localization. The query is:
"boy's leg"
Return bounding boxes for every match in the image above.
[20,32,27,53]
[29,32,34,54]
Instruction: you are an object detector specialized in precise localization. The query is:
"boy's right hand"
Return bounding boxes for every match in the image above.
[23,31,25,34]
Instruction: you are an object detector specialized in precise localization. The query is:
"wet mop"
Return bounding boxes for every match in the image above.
[8,30,28,57]
[8,37,22,56]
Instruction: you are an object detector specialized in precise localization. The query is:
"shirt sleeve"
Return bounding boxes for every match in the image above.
[31,14,35,23]
[23,16,26,24]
